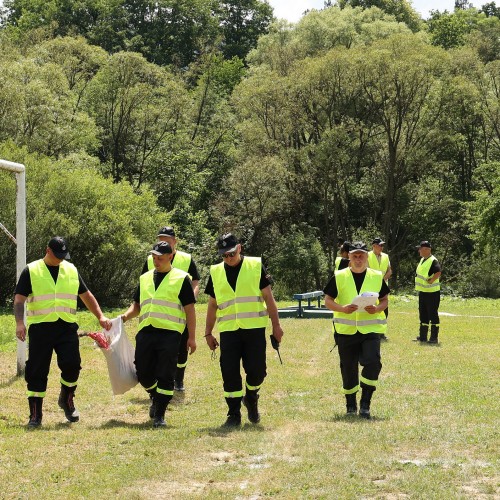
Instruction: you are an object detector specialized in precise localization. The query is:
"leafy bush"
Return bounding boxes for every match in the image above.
[0,144,165,306]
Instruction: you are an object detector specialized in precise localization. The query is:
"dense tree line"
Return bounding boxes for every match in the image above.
[0,1,499,305]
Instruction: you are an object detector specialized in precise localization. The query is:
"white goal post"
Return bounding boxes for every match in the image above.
[0,159,27,376]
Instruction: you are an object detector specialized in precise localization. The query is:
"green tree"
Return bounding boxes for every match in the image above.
[215,0,274,60]
[85,51,188,185]
[0,142,165,306]
[337,0,422,32]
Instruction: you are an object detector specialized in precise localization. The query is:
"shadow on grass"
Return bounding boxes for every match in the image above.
[201,422,265,437]
[94,419,155,430]
[327,413,387,423]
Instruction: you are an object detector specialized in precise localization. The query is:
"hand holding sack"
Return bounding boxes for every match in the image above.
[83,317,138,395]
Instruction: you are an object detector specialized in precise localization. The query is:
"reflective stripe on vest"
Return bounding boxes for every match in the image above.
[148,251,193,279]
[332,268,387,335]
[26,259,79,325]
[367,251,390,274]
[210,256,269,332]
[415,255,440,292]
[138,267,187,333]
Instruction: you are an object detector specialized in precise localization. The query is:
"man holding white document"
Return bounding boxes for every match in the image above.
[324,241,390,419]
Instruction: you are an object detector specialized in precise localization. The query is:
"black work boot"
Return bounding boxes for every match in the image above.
[345,393,357,415]
[223,397,242,427]
[243,390,261,423]
[152,395,169,428]
[428,325,439,344]
[359,387,374,419]
[174,367,185,392]
[28,397,43,427]
[413,324,428,342]
[147,388,156,419]
[58,385,79,422]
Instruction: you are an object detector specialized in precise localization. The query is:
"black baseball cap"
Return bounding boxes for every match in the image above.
[157,226,175,237]
[372,237,385,245]
[217,233,239,255]
[341,241,351,253]
[349,241,368,253]
[417,240,432,249]
[48,236,70,259]
[149,241,173,255]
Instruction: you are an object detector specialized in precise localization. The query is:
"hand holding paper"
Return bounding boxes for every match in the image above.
[351,292,379,309]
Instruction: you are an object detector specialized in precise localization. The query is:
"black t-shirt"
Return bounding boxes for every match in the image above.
[15,263,88,297]
[421,257,441,276]
[338,258,349,271]
[15,261,88,332]
[204,256,272,298]
[141,253,201,281]
[323,269,390,300]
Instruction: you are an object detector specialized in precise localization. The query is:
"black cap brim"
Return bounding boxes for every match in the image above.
[53,251,70,260]
[218,245,238,255]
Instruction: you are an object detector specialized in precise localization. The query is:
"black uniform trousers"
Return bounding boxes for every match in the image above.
[177,327,189,368]
[135,330,180,394]
[220,328,267,395]
[25,322,81,394]
[336,332,382,392]
[418,291,440,326]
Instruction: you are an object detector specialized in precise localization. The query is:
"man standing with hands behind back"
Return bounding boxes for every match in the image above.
[414,241,442,344]
[14,236,111,427]
[204,233,284,427]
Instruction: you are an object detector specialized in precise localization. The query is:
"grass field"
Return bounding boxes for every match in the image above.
[0,296,498,499]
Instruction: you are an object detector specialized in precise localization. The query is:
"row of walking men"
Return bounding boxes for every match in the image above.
[13,228,440,427]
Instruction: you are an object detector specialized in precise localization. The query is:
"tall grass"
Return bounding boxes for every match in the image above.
[0,297,498,499]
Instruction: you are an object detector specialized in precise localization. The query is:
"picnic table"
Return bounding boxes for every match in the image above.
[292,290,324,318]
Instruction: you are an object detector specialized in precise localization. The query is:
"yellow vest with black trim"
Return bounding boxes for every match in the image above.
[415,256,440,293]
[147,251,192,278]
[138,267,187,333]
[335,257,342,270]
[368,251,390,275]
[26,259,79,325]
[210,256,269,332]
[333,267,387,334]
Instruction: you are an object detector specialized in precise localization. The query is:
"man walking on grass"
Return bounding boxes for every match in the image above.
[14,236,111,427]
[204,233,283,427]
[324,242,389,419]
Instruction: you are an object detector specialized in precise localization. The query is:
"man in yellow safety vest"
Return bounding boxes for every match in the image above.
[122,241,196,427]
[143,226,200,391]
[204,233,284,427]
[367,237,392,341]
[414,241,442,344]
[14,236,111,427]
[324,241,389,419]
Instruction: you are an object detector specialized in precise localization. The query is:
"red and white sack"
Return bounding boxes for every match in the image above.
[100,317,138,395]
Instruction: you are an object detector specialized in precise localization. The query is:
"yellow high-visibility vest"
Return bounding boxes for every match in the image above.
[415,256,440,292]
[210,257,269,332]
[335,257,342,270]
[367,251,390,274]
[26,259,79,325]
[138,268,187,333]
[333,268,387,335]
